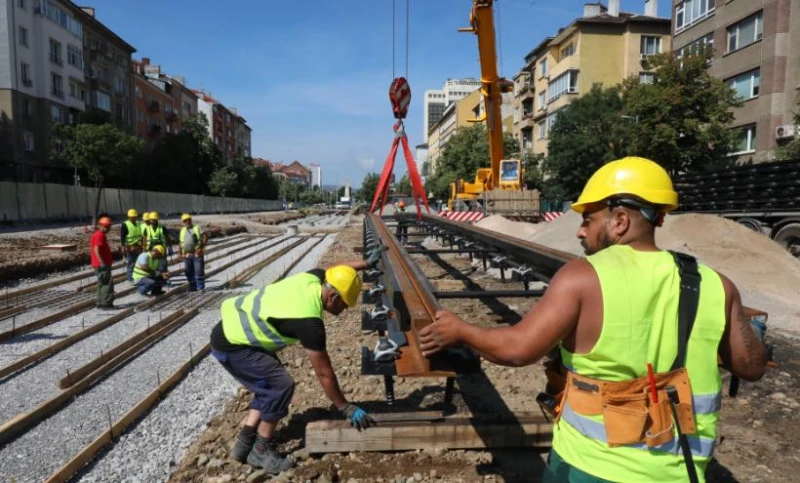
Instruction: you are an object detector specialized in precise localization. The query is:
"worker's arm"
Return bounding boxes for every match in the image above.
[717,274,767,382]
[93,246,106,268]
[419,259,587,366]
[306,349,348,409]
[201,231,208,247]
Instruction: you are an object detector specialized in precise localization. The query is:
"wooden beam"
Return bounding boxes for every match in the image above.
[305,412,552,453]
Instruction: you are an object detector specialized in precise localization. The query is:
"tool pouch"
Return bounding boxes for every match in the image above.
[644,390,674,447]
[602,389,648,446]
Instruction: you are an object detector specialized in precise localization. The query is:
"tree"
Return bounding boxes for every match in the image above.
[208,167,238,199]
[776,100,800,160]
[53,122,144,222]
[425,124,518,200]
[542,84,630,201]
[358,173,381,205]
[395,173,412,195]
[620,49,741,176]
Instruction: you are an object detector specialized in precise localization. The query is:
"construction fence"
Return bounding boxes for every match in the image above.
[0,182,283,223]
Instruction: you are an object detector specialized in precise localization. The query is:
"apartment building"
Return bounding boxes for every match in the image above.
[512,0,671,156]
[193,90,249,165]
[231,108,252,158]
[672,0,800,162]
[132,58,174,150]
[0,0,134,182]
[422,78,482,142]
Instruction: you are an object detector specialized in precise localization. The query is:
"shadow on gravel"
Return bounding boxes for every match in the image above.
[707,458,741,482]
[0,332,67,344]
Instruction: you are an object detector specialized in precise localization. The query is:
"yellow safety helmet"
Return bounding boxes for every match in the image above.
[149,211,160,221]
[152,245,166,256]
[127,208,139,218]
[571,156,678,214]
[325,265,362,308]
[142,212,150,221]
[181,213,192,222]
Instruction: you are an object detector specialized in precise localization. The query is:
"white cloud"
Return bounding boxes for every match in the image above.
[356,157,375,170]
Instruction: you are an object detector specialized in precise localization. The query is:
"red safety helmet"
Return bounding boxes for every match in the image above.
[98,217,112,227]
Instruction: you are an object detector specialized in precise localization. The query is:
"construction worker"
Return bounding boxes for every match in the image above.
[209,248,384,474]
[179,213,208,292]
[133,245,169,296]
[395,200,408,243]
[120,209,143,282]
[143,211,171,272]
[90,215,115,308]
[419,157,767,483]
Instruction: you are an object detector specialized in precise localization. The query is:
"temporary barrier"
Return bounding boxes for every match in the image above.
[0,181,283,222]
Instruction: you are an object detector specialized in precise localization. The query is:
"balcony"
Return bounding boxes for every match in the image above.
[148,124,162,135]
[147,100,160,112]
[519,112,535,129]
[49,54,63,66]
[166,112,179,122]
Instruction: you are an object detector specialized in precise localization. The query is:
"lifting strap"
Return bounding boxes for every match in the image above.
[668,251,702,372]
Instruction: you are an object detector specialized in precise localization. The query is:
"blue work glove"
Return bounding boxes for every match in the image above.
[750,317,767,343]
[366,247,383,268]
[341,404,375,431]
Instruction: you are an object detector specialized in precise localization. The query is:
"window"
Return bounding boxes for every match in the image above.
[19,26,28,46]
[20,62,31,84]
[18,0,25,8]
[50,104,63,123]
[548,70,579,102]
[69,81,78,98]
[67,45,82,68]
[675,0,715,32]
[641,36,661,55]
[49,38,62,64]
[135,85,142,98]
[538,91,546,110]
[136,110,143,122]
[727,12,763,52]
[23,132,34,152]
[732,125,757,154]
[42,0,82,38]
[539,59,547,77]
[561,43,575,60]
[115,77,125,95]
[79,89,87,102]
[537,121,546,140]
[640,73,656,84]
[96,91,111,111]
[678,32,714,58]
[50,73,63,97]
[727,69,760,100]
[23,98,32,117]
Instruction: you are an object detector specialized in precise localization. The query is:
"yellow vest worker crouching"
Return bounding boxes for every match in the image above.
[418,156,768,483]
[209,248,383,474]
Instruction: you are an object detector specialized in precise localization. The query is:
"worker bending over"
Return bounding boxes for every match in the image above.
[419,157,767,483]
[209,248,383,474]
[90,215,115,308]
[142,211,171,272]
[121,209,143,282]
[179,213,207,292]
[133,245,169,296]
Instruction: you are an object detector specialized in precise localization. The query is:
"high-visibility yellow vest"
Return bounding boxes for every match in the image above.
[552,245,725,482]
[220,272,323,352]
[179,225,202,247]
[124,220,142,246]
[132,253,160,282]
[144,225,165,249]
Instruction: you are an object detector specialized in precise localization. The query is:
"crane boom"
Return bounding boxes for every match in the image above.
[460,0,506,190]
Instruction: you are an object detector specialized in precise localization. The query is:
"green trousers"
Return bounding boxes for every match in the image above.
[96,266,115,307]
[542,449,615,483]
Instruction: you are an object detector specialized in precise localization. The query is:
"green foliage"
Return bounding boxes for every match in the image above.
[621,50,740,175]
[543,84,629,201]
[358,172,381,205]
[776,100,800,160]
[395,173,412,195]
[207,167,238,198]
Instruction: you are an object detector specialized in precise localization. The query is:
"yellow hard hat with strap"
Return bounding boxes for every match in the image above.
[142,212,150,221]
[181,213,192,222]
[571,157,678,214]
[127,208,139,218]
[325,265,362,307]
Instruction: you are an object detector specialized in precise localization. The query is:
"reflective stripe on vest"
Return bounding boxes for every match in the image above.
[552,245,726,483]
[145,225,165,248]
[124,220,142,246]
[179,225,202,246]
[132,253,159,281]
[220,272,323,352]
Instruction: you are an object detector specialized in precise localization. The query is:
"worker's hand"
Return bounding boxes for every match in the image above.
[419,310,466,357]
[195,248,204,257]
[121,247,128,257]
[340,404,375,431]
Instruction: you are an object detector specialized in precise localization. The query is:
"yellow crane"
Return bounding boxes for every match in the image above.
[447,0,536,216]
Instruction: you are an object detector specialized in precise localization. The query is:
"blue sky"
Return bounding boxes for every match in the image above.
[89,0,671,188]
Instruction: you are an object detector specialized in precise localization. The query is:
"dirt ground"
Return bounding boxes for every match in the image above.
[0,211,306,286]
[167,217,800,483]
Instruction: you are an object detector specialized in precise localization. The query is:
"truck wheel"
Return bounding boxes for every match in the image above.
[774,223,800,257]
[736,218,762,233]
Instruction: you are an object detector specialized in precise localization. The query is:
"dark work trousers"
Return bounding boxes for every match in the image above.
[125,248,141,282]
[96,266,115,307]
[211,347,295,422]
[183,255,206,291]
[136,276,166,295]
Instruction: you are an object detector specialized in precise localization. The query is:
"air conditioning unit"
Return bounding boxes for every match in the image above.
[567,87,578,94]
[776,125,797,139]
[640,54,650,60]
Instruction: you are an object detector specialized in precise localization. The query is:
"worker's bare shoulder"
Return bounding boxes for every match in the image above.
[550,258,598,291]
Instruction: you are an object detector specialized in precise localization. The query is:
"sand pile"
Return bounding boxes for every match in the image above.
[475,215,540,240]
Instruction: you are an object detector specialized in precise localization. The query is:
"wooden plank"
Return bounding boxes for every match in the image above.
[0,305,26,321]
[305,412,552,453]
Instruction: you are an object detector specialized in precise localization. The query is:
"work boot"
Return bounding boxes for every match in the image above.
[229,432,255,463]
[246,437,294,474]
